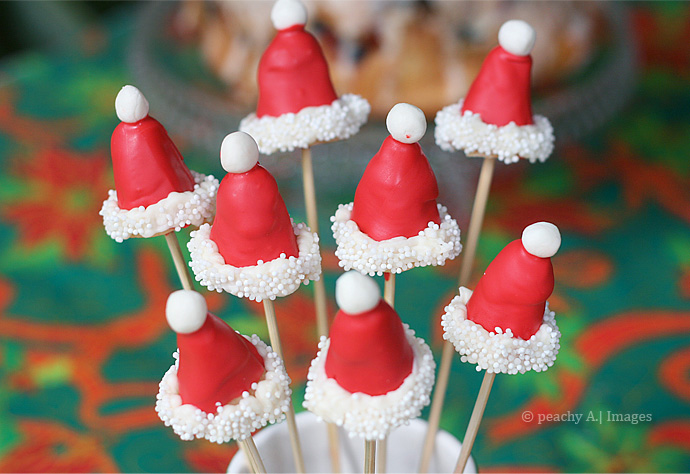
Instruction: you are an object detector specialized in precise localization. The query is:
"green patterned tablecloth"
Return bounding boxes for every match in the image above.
[1,3,690,473]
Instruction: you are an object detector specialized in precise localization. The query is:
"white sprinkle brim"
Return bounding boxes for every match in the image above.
[100,171,218,242]
[331,202,462,276]
[442,287,561,374]
[188,220,322,301]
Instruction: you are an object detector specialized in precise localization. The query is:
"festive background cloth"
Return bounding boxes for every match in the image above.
[0,3,689,472]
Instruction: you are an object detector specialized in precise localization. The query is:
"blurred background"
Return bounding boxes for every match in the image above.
[0,1,689,472]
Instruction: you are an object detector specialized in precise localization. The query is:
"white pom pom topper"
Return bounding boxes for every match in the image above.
[220,131,260,174]
[498,20,536,57]
[271,0,307,31]
[115,85,149,123]
[166,290,208,334]
[522,222,561,258]
[386,103,427,144]
[335,271,381,315]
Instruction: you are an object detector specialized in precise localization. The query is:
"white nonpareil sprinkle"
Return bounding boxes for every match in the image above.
[155,335,291,443]
[441,287,561,374]
[100,171,218,242]
[434,99,554,164]
[331,202,462,276]
[239,94,370,155]
[303,326,435,441]
[188,221,321,301]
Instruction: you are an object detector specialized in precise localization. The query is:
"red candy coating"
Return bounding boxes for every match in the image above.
[351,136,441,241]
[176,313,265,413]
[111,116,195,210]
[461,46,534,127]
[325,300,414,396]
[210,164,299,268]
[256,25,338,118]
[466,239,554,340]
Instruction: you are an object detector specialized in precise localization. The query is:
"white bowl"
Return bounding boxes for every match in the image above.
[228,411,477,473]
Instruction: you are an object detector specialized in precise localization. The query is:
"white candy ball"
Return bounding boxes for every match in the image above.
[498,20,536,56]
[386,103,427,144]
[335,271,381,315]
[220,131,259,174]
[522,222,561,258]
[115,85,149,123]
[271,0,307,30]
[166,290,207,334]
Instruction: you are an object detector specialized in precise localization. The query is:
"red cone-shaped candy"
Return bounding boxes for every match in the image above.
[111,86,195,210]
[461,20,536,127]
[467,222,561,339]
[325,272,414,396]
[351,103,440,241]
[256,0,337,118]
[209,132,299,267]
[166,290,265,413]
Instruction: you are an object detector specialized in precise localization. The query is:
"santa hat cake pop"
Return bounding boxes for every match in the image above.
[100,85,218,242]
[187,131,321,301]
[442,222,562,374]
[332,103,462,276]
[239,0,370,154]
[156,290,291,443]
[435,20,554,164]
[304,271,435,440]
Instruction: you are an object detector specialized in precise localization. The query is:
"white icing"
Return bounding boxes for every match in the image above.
[166,290,207,334]
[434,99,554,164]
[115,85,149,123]
[221,131,259,174]
[187,221,321,301]
[271,0,307,31]
[498,20,536,57]
[331,202,462,276]
[156,335,292,443]
[441,287,561,375]
[303,326,435,441]
[100,171,218,242]
[335,271,380,315]
[385,103,426,144]
[239,94,370,155]
[522,222,561,258]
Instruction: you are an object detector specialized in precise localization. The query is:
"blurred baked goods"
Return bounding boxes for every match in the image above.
[173,0,601,118]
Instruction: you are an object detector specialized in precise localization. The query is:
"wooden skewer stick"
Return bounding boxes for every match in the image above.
[419,156,497,473]
[376,272,396,473]
[164,231,195,290]
[302,146,341,472]
[454,371,496,474]
[239,437,267,474]
[262,300,306,474]
[364,439,377,474]
[301,147,330,338]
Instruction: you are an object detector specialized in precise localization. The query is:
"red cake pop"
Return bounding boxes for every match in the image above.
[351,103,441,241]
[325,271,414,395]
[332,103,461,276]
[467,222,560,340]
[156,290,291,442]
[304,271,436,440]
[165,290,265,413]
[435,20,554,164]
[187,132,321,301]
[256,0,337,118]
[442,222,562,374]
[100,86,218,242]
[239,0,370,154]
[209,133,299,268]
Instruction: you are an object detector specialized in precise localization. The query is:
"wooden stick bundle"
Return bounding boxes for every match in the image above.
[419,156,497,472]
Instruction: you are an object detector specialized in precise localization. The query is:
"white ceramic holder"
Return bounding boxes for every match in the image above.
[227,411,477,473]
